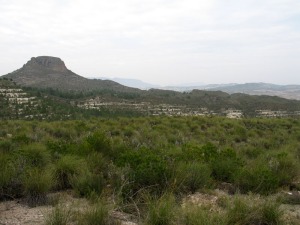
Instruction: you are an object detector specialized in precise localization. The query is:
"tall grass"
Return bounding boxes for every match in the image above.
[183,205,227,225]
[78,201,111,225]
[45,205,71,225]
[145,193,178,225]
[23,167,52,206]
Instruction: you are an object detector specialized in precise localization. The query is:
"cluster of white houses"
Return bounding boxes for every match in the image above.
[78,97,300,118]
[0,88,36,104]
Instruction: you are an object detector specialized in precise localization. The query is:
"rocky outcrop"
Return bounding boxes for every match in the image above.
[33,56,68,72]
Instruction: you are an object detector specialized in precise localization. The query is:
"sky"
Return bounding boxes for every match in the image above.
[0,0,300,86]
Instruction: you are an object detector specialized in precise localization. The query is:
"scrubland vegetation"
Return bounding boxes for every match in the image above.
[1,116,300,224]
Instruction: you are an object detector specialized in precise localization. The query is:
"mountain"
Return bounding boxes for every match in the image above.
[209,83,300,100]
[2,56,300,119]
[162,82,300,100]
[2,56,138,93]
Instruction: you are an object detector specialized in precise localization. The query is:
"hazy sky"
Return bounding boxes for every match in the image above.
[1,0,300,86]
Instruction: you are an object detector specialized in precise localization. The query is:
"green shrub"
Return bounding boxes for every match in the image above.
[210,148,242,183]
[86,152,106,175]
[0,140,13,153]
[234,163,279,195]
[78,201,110,225]
[227,197,282,225]
[19,143,51,169]
[52,155,84,190]
[117,148,169,196]
[86,131,112,157]
[145,193,177,225]
[270,152,299,186]
[23,167,52,206]
[175,162,212,193]
[0,153,16,199]
[71,172,105,197]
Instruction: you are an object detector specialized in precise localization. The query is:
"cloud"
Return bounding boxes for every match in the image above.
[0,0,299,85]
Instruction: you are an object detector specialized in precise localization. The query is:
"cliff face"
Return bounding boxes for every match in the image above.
[32,56,68,73]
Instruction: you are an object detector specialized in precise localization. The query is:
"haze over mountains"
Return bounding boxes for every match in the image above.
[106,78,300,101]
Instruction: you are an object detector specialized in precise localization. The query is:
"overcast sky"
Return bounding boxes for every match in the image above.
[0,0,300,86]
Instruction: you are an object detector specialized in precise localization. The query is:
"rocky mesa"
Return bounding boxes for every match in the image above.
[2,56,137,93]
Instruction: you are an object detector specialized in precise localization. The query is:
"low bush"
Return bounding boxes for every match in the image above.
[71,172,105,197]
[210,148,242,183]
[52,155,85,190]
[23,167,52,206]
[19,143,51,169]
[0,139,13,153]
[0,153,16,199]
[145,193,178,225]
[117,148,169,197]
[86,131,112,157]
[234,162,279,195]
[78,201,111,225]
[175,162,212,193]
[227,197,282,225]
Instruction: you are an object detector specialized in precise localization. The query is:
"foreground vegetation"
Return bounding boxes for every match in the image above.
[1,116,300,224]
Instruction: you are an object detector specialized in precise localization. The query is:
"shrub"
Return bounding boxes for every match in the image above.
[0,140,13,153]
[52,155,84,190]
[227,197,282,225]
[23,167,52,206]
[145,193,178,225]
[78,201,110,225]
[71,172,105,197]
[175,162,212,193]
[19,143,51,169]
[86,131,112,157]
[270,152,299,186]
[0,153,16,199]
[86,152,106,175]
[210,148,242,183]
[234,163,279,195]
[117,148,169,196]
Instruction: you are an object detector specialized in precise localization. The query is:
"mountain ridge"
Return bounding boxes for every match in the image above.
[2,56,139,93]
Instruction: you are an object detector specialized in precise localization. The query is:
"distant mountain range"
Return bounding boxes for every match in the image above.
[161,83,300,100]
[2,56,300,118]
[93,77,300,101]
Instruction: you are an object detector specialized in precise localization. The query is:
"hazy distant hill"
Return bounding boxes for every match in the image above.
[2,56,138,93]
[209,83,300,100]
[162,82,300,100]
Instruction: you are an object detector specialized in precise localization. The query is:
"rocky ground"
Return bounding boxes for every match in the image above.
[1,190,300,225]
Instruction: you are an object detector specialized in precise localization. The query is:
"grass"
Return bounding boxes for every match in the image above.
[45,204,71,225]
[145,193,178,225]
[227,197,283,225]
[78,201,113,225]
[23,167,52,206]
[183,205,227,225]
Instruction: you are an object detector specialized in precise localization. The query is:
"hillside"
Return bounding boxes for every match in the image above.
[2,56,138,93]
